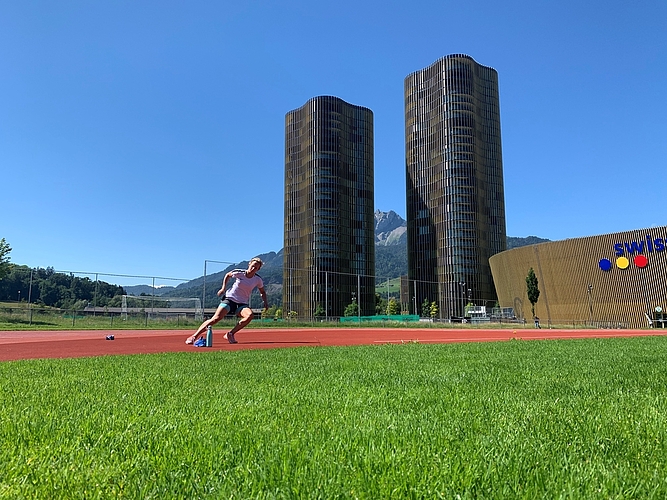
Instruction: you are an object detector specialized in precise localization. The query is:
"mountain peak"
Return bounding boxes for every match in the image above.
[375,210,407,246]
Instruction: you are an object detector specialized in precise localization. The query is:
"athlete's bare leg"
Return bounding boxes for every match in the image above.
[223,307,254,343]
[186,304,229,344]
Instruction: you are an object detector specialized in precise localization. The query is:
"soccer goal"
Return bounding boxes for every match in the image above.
[121,295,203,321]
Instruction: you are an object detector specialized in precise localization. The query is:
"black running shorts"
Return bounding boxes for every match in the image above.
[219,298,249,316]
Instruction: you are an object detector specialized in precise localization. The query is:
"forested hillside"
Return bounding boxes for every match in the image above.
[0,266,124,309]
[507,236,551,249]
[375,244,408,278]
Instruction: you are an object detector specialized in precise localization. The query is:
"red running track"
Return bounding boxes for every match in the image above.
[2,328,667,362]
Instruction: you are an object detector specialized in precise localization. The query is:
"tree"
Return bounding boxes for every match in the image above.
[265,304,278,319]
[386,297,400,315]
[375,292,387,315]
[39,280,60,306]
[421,298,431,318]
[0,238,11,281]
[526,267,540,318]
[429,301,438,320]
[314,303,325,318]
[344,300,359,317]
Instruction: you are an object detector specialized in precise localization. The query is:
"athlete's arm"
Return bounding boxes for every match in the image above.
[258,286,269,310]
[217,272,233,297]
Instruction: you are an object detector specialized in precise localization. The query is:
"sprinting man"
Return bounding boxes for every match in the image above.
[186,257,269,345]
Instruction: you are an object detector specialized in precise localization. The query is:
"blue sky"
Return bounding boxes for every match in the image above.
[1,0,665,286]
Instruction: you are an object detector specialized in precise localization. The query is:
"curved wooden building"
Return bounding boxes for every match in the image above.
[489,226,667,328]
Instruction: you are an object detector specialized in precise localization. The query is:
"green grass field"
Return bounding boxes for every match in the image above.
[376,276,401,295]
[2,337,667,498]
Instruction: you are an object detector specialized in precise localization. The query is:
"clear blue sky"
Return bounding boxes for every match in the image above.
[2,0,665,285]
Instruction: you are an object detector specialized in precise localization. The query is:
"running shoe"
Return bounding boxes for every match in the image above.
[185,334,197,345]
[223,332,238,344]
[193,337,207,347]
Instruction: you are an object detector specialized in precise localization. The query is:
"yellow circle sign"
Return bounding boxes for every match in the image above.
[616,256,630,269]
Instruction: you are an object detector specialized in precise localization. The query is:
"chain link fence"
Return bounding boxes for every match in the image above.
[2,265,630,328]
[0,268,201,327]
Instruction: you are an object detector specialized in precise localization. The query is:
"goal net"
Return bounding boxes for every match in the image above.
[121,295,203,321]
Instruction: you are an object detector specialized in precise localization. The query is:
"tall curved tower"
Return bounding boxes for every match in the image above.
[405,54,506,318]
[284,96,375,318]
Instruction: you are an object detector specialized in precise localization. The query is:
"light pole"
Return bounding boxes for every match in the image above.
[458,281,466,319]
[413,279,417,316]
[17,290,20,303]
[655,306,663,328]
[587,284,593,326]
[202,259,235,316]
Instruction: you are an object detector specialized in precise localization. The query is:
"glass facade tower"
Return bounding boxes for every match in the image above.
[404,54,506,318]
[284,96,375,318]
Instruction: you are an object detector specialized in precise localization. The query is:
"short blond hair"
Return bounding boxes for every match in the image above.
[250,257,263,268]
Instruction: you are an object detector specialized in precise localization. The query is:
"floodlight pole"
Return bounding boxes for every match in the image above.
[28,268,33,325]
[202,259,236,317]
[413,280,417,317]
[459,281,466,319]
[203,260,207,315]
[93,273,99,316]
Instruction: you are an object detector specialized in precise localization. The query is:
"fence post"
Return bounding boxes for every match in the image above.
[203,260,207,314]
[357,274,361,320]
[413,280,417,317]
[93,273,99,316]
[28,268,33,326]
